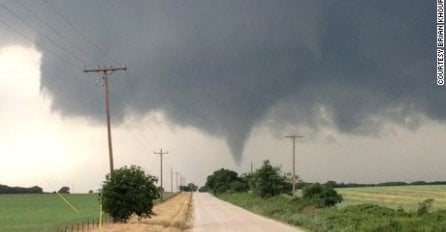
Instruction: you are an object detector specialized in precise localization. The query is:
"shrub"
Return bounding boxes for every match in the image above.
[58,186,70,194]
[417,199,434,215]
[101,165,160,222]
[180,183,198,192]
[251,160,289,198]
[302,183,343,207]
[205,168,248,194]
[198,186,208,192]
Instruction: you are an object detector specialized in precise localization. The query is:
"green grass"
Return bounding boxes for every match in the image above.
[336,185,446,211]
[218,188,446,232]
[0,194,101,232]
[0,192,175,232]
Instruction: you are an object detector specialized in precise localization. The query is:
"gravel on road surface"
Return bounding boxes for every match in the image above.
[187,193,304,232]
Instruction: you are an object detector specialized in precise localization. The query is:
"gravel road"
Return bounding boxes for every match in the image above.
[187,193,304,232]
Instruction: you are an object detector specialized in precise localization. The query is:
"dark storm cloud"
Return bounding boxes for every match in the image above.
[10,0,438,161]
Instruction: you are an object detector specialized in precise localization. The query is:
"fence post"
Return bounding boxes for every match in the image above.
[71,224,74,232]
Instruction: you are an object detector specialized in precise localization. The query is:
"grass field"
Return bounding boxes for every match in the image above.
[0,192,175,232]
[219,192,446,232]
[0,193,99,232]
[336,185,446,211]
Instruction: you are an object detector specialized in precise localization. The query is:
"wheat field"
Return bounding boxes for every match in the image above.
[336,185,446,211]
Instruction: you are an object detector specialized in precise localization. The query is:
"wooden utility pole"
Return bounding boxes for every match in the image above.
[170,167,173,193]
[84,65,127,174]
[154,149,168,190]
[175,172,179,192]
[285,134,303,196]
[250,161,253,173]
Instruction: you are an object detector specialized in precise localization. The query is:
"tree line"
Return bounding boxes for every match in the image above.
[204,160,343,208]
[0,184,43,194]
[323,180,446,189]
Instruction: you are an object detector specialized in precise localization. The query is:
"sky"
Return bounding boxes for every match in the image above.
[0,1,444,193]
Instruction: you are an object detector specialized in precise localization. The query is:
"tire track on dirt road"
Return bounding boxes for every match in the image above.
[186,193,304,232]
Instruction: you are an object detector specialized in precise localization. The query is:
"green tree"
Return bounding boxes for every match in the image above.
[101,165,160,222]
[58,186,70,194]
[180,183,199,192]
[198,186,208,192]
[206,168,248,194]
[251,160,289,198]
[302,183,343,207]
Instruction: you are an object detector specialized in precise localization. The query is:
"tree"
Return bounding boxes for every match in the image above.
[58,186,70,194]
[0,184,43,194]
[302,183,343,207]
[198,186,208,192]
[205,168,248,194]
[101,165,160,222]
[180,183,198,192]
[251,160,289,198]
[324,180,337,188]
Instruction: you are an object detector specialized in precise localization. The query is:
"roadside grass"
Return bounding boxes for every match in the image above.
[336,185,446,211]
[218,188,446,232]
[0,193,99,232]
[0,192,172,232]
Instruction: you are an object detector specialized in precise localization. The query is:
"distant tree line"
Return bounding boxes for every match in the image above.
[179,183,198,192]
[323,180,446,189]
[0,184,43,194]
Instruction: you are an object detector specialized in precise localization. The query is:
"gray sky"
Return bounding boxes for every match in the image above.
[0,1,444,193]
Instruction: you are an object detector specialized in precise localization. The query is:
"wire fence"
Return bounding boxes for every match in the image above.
[51,193,180,232]
[54,214,112,232]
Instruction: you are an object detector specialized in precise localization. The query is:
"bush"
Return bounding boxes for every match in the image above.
[58,186,70,194]
[101,165,160,222]
[198,186,208,192]
[206,168,248,194]
[251,160,290,198]
[180,183,198,192]
[302,183,343,207]
[417,199,434,215]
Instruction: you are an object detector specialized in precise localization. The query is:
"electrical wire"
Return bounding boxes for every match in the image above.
[17,0,99,64]
[0,16,80,69]
[43,0,119,65]
[0,2,88,66]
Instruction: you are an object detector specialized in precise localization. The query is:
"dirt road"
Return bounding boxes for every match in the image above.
[187,193,304,232]
[93,192,192,232]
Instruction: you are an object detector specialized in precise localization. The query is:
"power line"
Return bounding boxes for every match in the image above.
[43,0,118,64]
[17,0,98,64]
[0,2,88,65]
[0,16,78,68]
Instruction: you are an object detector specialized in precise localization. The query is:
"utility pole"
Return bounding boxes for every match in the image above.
[154,149,168,190]
[84,65,127,174]
[170,167,173,193]
[285,134,303,196]
[175,172,179,192]
[250,161,253,173]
